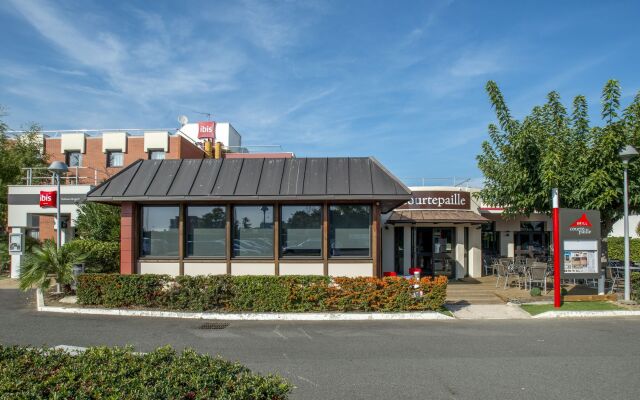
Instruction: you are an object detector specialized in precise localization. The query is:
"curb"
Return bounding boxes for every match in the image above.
[36,290,454,321]
[532,310,640,319]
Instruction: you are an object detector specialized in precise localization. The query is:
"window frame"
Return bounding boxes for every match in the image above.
[139,204,180,259]
[106,150,124,168]
[184,205,227,259]
[65,151,82,167]
[148,149,166,160]
[328,204,373,259]
[279,204,323,259]
[232,204,275,259]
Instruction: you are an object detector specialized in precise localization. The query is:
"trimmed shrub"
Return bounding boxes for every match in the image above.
[632,272,640,302]
[0,345,291,399]
[529,287,542,297]
[230,275,331,312]
[77,274,448,312]
[161,275,235,311]
[606,237,640,263]
[77,274,168,308]
[65,239,120,273]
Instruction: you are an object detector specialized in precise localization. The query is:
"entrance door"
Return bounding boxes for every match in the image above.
[515,231,547,258]
[413,227,455,279]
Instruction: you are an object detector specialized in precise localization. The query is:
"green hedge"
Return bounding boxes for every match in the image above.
[65,239,120,273]
[606,237,640,263]
[632,272,640,302]
[77,274,448,312]
[0,345,291,399]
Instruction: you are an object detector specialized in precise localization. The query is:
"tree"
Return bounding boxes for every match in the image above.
[19,240,86,292]
[74,202,121,242]
[477,80,640,236]
[0,107,47,230]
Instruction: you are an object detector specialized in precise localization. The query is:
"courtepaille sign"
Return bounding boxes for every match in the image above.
[397,191,471,210]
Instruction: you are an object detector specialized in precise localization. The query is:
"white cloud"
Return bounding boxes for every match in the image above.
[7,0,246,105]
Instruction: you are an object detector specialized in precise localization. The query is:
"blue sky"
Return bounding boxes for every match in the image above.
[1,0,640,185]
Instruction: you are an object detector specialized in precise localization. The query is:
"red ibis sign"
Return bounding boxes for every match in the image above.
[39,191,56,208]
[197,121,216,140]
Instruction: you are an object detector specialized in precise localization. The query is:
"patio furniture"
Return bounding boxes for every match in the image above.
[496,258,521,290]
[527,262,549,293]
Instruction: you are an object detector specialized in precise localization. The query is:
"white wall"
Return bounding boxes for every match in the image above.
[102,131,128,152]
[143,131,169,152]
[610,214,640,238]
[7,185,92,227]
[177,122,242,148]
[60,133,86,153]
[279,263,324,275]
[328,263,373,277]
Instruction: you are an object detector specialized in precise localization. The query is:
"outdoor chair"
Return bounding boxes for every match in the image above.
[484,257,498,276]
[497,258,520,290]
[527,262,548,293]
[606,265,624,294]
[495,262,508,288]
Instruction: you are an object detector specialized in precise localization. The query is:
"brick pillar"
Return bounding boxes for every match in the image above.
[120,202,135,275]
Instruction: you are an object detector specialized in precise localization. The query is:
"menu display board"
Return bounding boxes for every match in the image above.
[559,209,601,279]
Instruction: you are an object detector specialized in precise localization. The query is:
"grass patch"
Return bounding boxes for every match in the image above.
[521,301,623,316]
[438,307,454,317]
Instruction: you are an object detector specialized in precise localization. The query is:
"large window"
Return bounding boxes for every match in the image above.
[280,205,322,257]
[233,205,274,257]
[329,205,371,257]
[107,151,124,167]
[186,206,226,257]
[140,206,179,257]
[66,151,82,167]
[149,150,165,160]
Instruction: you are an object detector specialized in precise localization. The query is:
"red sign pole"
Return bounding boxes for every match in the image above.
[552,188,561,308]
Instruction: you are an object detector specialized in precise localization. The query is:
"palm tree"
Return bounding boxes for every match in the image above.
[19,240,86,293]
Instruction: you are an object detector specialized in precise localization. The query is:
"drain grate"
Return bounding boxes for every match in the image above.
[199,322,230,330]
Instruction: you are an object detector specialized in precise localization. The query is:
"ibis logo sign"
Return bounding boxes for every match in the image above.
[39,191,56,208]
[568,213,593,235]
[197,121,216,140]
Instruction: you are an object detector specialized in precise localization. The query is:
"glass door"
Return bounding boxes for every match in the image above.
[432,227,455,279]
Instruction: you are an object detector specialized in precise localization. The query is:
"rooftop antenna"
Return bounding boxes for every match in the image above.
[193,111,213,121]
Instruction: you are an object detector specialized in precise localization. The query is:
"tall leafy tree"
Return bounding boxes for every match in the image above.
[0,107,47,230]
[478,80,640,236]
[74,202,121,242]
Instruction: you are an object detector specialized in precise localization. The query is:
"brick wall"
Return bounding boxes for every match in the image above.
[39,215,55,243]
[43,134,205,185]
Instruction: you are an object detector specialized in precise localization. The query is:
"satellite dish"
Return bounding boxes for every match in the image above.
[178,115,189,126]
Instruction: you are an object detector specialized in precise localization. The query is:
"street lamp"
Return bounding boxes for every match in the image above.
[48,161,68,250]
[619,145,638,302]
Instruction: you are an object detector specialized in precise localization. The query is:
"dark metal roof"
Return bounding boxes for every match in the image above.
[87,157,411,212]
[386,210,489,224]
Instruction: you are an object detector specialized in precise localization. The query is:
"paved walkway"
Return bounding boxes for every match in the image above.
[446,303,532,319]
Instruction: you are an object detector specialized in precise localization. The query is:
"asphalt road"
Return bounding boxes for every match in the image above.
[1,288,639,400]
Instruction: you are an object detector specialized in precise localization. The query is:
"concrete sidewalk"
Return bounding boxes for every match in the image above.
[446,303,532,319]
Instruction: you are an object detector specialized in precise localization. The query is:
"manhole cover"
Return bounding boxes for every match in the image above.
[199,322,229,330]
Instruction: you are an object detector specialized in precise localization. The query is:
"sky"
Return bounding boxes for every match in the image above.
[1,0,640,186]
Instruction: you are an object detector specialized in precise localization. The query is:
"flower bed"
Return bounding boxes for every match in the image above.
[0,345,291,399]
[77,274,448,312]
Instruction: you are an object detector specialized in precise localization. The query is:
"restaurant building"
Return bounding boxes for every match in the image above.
[86,157,411,277]
[381,186,552,279]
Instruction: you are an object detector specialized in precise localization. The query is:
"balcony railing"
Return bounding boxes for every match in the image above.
[21,166,99,186]
[401,177,474,187]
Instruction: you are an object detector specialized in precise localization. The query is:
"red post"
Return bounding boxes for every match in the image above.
[552,189,561,308]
